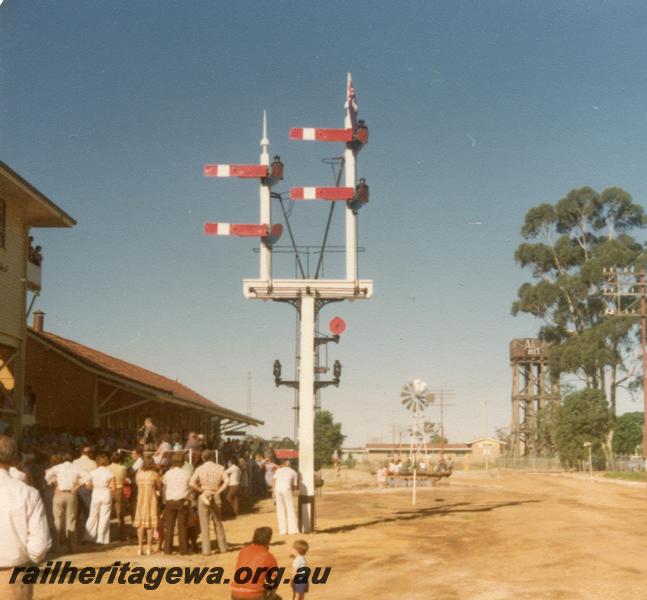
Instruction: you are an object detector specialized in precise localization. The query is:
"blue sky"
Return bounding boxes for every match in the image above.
[3,1,647,445]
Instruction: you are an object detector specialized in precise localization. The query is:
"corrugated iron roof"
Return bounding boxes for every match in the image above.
[29,328,262,425]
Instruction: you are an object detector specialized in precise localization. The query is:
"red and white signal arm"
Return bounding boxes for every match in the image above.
[329,316,347,335]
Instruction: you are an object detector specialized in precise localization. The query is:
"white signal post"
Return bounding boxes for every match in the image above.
[259,111,272,283]
[205,74,372,533]
[344,72,358,282]
[298,294,316,532]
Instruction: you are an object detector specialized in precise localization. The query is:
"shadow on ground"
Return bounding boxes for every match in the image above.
[317,500,540,535]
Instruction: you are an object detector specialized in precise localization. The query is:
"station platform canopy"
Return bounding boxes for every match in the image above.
[26,327,261,439]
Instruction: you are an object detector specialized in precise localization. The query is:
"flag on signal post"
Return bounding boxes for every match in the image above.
[345,73,358,130]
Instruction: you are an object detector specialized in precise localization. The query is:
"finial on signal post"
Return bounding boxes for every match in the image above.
[260,110,270,166]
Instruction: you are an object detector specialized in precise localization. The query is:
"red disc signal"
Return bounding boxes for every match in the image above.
[329,317,346,335]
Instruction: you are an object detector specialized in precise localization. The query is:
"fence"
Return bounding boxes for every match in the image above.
[498,455,564,471]
[605,456,644,472]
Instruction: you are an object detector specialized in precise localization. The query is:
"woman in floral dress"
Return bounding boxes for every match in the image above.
[133,455,161,555]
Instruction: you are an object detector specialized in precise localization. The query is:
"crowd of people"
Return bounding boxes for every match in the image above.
[376,456,454,487]
[0,432,311,600]
[7,419,302,557]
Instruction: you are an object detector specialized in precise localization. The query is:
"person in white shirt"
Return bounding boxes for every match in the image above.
[290,539,310,599]
[84,453,115,544]
[73,447,96,539]
[376,463,388,488]
[224,458,242,517]
[73,447,97,474]
[162,453,191,555]
[44,453,87,553]
[264,458,277,493]
[0,435,51,600]
[130,448,144,474]
[154,435,173,468]
[272,459,299,535]
[10,465,27,482]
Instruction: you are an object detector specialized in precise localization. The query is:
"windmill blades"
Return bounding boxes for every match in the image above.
[414,383,428,409]
[413,380,429,405]
[401,382,416,396]
[411,397,425,411]
[401,394,415,410]
[400,383,416,410]
[401,394,419,410]
[400,379,430,412]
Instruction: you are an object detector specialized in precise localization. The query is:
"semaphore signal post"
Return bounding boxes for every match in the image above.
[203,74,373,533]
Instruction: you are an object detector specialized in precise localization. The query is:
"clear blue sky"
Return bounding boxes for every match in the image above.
[3,1,647,445]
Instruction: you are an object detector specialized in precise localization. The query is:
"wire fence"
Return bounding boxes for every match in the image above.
[605,457,645,472]
[498,455,564,471]
[499,455,646,472]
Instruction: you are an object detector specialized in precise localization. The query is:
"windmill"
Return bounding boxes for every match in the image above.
[400,379,434,505]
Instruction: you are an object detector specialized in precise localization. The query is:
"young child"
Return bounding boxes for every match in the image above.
[290,539,309,600]
[376,463,388,488]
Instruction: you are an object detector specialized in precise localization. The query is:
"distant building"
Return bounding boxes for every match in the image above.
[25,312,261,442]
[466,438,506,464]
[348,442,471,464]
[342,438,507,466]
[339,446,366,463]
[0,162,75,436]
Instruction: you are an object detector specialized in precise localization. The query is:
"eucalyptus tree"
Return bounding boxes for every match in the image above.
[512,186,646,415]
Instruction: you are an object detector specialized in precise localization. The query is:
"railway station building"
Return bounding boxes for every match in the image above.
[0,162,75,436]
[24,312,261,440]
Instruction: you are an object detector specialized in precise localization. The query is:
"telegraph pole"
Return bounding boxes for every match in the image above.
[440,391,445,461]
[246,371,252,417]
[429,389,455,462]
[204,74,373,532]
[641,272,647,468]
[602,267,647,473]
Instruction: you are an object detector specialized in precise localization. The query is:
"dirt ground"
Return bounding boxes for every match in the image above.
[33,471,647,600]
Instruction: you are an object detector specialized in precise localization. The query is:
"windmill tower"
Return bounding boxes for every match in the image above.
[401,379,433,504]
